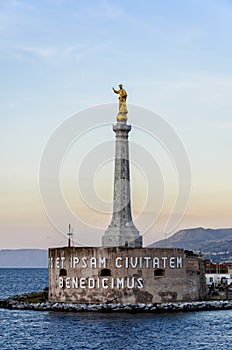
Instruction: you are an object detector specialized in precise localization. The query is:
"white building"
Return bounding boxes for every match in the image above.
[205,273,232,286]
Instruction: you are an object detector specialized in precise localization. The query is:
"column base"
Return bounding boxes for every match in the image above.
[102,228,143,248]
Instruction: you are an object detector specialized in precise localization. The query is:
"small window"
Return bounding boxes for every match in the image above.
[154,268,165,277]
[59,268,67,277]
[100,268,111,276]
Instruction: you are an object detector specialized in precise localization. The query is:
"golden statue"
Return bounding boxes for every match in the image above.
[112,84,128,121]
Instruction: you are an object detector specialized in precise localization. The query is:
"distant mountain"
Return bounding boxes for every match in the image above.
[0,249,48,268]
[149,227,232,262]
[2,228,232,267]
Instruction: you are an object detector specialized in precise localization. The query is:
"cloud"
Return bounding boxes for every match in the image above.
[9,40,112,62]
[85,0,125,20]
[217,122,232,130]
[11,45,85,60]
[17,46,59,58]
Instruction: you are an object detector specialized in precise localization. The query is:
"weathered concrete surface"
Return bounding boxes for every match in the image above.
[102,122,142,248]
[48,247,206,304]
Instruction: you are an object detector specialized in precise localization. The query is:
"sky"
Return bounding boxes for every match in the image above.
[1,0,232,249]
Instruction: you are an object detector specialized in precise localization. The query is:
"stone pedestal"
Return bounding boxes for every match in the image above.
[102,119,142,247]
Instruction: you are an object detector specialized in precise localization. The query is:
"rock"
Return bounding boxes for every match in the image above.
[1,296,232,313]
[150,306,157,311]
[86,304,101,311]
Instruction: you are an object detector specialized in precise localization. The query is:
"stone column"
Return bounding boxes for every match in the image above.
[102,119,142,247]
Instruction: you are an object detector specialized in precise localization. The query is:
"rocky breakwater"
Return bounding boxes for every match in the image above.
[1,292,232,313]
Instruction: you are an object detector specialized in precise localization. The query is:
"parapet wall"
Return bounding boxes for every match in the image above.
[48,247,206,304]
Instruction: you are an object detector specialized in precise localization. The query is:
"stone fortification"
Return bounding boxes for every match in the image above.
[48,247,206,304]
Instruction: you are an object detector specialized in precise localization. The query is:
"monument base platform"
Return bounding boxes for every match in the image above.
[48,247,206,304]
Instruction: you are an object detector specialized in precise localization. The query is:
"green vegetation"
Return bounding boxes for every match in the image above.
[11,289,48,303]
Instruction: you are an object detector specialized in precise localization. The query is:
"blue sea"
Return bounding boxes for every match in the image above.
[0,269,231,350]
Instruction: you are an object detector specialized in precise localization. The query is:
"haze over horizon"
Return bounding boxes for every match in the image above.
[1,0,232,249]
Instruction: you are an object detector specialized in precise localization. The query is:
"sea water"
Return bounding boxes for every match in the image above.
[0,268,231,350]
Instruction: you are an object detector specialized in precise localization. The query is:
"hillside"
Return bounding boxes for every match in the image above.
[0,249,48,268]
[2,228,232,266]
[149,227,232,262]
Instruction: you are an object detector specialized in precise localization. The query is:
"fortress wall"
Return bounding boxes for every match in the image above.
[48,247,206,304]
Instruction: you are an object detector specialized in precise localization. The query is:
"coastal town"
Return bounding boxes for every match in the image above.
[204,260,232,300]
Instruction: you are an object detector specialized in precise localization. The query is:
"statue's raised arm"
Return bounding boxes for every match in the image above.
[112,84,128,120]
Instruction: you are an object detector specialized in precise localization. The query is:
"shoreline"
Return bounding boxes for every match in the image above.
[1,297,232,313]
